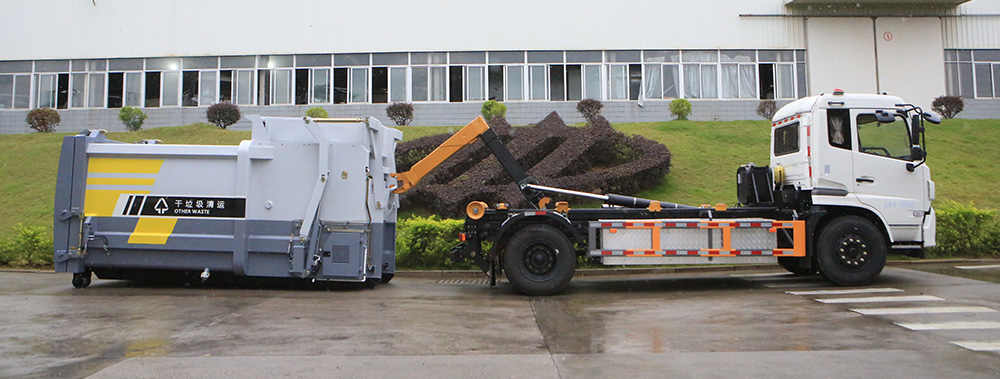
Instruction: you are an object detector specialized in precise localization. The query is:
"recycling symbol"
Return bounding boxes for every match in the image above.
[154,198,169,215]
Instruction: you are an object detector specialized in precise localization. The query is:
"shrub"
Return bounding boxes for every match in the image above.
[929,201,1000,257]
[576,99,604,124]
[481,100,507,121]
[396,111,672,218]
[669,99,692,121]
[305,107,329,118]
[0,239,12,267]
[0,224,53,267]
[931,95,963,119]
[756,100,777,120]
[206,102,242,129]
[118,106,148,131]
[25,108,60,133]
[395,215,465,268]
[386,102,414,126]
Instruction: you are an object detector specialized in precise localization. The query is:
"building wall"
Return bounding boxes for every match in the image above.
[806,18,879,95]
[876,17,947,111]
[0,0,804,61]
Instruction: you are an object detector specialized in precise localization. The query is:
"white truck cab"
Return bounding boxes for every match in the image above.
[770,91,939,258]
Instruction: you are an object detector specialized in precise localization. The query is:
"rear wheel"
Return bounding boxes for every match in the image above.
[816,216,887,286]
[503,224,575,296]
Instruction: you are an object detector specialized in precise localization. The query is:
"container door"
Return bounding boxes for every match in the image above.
[320,232,366,281]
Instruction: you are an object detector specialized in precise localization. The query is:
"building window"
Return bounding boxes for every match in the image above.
[312,68,330,103]
[944,49,977,98]
[411,66,429,102]
[372,67,389,103]
[162,71,180,107]
[350,67,368,103]
[389,67,406,102]
[488,65,504,101]
[566,65,582,101]
[529,65,547,100]
[199,71,217,106]
[720,50,756,99]
[609,65,627,100]
[0,73,29,109]
[145,72,161,107]
[235,70,253,105]
[583,64,602,99]
[506,65,524,101]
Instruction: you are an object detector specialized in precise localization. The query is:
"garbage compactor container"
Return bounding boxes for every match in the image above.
[53,116,402,287]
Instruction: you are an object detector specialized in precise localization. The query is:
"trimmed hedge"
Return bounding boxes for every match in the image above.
[929,201,1000,257]
[395,215,466,269]
[396,112,671,218]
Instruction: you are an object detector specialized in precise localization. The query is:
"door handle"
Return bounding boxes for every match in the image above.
[856,177,875,183]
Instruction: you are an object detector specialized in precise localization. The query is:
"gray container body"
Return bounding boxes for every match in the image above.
[53,116,402,282]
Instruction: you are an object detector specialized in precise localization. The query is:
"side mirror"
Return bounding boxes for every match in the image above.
[875,110,896,123]
[910,115,923,145]
[923,112,941,125]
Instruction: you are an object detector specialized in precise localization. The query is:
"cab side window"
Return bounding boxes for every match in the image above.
[857,113,912,160]
[827,109,851,150]
[773,122,799,156]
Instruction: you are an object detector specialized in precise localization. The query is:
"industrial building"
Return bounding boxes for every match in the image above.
[1,0,999,132]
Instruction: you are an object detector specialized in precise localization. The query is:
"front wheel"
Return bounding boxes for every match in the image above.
[503,224,576,296]
[816,216,887,286]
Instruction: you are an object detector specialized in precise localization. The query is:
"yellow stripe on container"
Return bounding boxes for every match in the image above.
[128,217,178,245]
[88,158,164,174]
[86,177,156,186]
[84,190,150,217]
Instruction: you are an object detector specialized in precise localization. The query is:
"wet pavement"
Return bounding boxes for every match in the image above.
[2,263,1000,378]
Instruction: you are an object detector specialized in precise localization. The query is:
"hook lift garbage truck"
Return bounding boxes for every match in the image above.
[54,91,940,295]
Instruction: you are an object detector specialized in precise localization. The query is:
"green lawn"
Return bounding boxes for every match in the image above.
[0,118,995,238]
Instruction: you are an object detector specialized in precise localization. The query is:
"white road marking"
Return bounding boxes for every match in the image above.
[730,272,793,278]
[895,321,1000,331]
[851,306,997,315]
[763,282,830,289]
[815,295,944,304]
[954,264,1000,270]
[952,341,1000,351]
[787,288,903,296]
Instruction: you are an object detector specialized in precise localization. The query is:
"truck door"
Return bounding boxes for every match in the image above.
[814,109,856,195]
[851,109,927,242]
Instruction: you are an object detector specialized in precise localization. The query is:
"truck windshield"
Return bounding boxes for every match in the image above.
[856,113,911,160]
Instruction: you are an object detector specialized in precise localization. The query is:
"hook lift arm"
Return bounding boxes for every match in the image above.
[390,117,545,206]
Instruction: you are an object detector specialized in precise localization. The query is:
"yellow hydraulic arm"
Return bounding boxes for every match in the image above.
[391,117,490,194]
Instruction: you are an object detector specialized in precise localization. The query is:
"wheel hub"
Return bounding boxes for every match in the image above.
[837,234,869,268]
[524,244,556,275]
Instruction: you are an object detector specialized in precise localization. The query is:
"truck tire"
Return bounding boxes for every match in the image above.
[503,224,575,296]
[777,257,817,276]
[72,271,92,288]
[815,216,887,286]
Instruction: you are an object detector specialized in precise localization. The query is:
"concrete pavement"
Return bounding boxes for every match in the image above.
[3,265,1000,378]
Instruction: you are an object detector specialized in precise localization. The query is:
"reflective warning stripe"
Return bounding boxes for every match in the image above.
[592,249,794,257]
